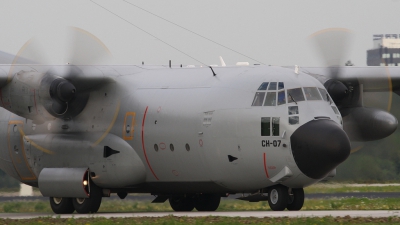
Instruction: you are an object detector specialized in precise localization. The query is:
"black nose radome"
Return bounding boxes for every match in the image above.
[290,119,350,180]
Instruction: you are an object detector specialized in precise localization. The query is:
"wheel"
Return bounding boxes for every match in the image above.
[169,196,195,211]
[267,185,288,211]
[194,194,220,211]
[73,183,102,213]
[50,197,75,214]
[286,188,304,211]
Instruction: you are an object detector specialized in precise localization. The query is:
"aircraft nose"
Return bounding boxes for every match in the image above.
[290,119,350,180]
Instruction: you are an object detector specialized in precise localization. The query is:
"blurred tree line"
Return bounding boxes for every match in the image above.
[335,129,400,182]
[0,169,19,188]
[335,92,400,182]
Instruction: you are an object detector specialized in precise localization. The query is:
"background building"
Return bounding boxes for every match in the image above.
[367,34,400,66]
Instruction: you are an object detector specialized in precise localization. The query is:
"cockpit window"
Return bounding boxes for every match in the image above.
[288,106,298,115]
[287,88,305,103]
[277,90,286,105]
[252,92,266,106]
[303,87,322,101]
[332,106,340,115]
[264,92,277,106]
[318,88,329,102]
[268,82,277,90]
[278,82,284,90]
[258,82,269,90]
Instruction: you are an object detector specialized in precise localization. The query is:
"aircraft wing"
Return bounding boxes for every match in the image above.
[299,66,400,94]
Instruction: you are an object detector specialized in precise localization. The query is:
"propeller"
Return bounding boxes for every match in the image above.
[9,27,113,120]
[309,28,397,146]
[309,28,352,78]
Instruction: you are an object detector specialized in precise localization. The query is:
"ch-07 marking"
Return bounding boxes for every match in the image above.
[262,140,281,147]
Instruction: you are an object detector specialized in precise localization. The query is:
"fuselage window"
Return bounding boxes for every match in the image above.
[288,106,299,125]
[288,106,298,115]
[252,92,266,106]
[289,116,299,125]
[278,82,284,90]
[258,82,269,90]
[264,92,277,106]
[272,117,280,136]
[332,106,340,115]
[268,82,277,90]
[287,88,305,103]
[303,87,322,101]
[261,117,271,136]
[277,90,286,105]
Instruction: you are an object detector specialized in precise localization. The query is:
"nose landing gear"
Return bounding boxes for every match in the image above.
[267,185,304,211]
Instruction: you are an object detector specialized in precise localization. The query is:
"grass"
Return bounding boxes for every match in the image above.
[304,183,400,193]
[1,216,400,225]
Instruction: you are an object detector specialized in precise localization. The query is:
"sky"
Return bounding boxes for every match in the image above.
[1,0,400,66]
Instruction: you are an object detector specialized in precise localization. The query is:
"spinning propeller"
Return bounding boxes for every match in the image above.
[309,28,397,144]
[9,27,113,120]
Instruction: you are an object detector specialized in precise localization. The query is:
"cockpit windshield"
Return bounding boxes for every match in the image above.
[287,88,305,103]
[252,82,331,107]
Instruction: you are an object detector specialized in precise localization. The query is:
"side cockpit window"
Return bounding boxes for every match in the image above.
[287,88,305,103]
[303,87,322,101]
[318,88,330,102]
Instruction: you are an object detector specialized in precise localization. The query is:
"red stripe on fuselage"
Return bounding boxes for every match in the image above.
[141,106,159,180]
[263,153,269,178]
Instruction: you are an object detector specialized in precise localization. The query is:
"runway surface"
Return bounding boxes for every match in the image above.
[1,210,400,219]
[1,192,400,202]
[1,192,400,219]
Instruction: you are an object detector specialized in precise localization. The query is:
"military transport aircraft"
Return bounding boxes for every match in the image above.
[0,27,398,214]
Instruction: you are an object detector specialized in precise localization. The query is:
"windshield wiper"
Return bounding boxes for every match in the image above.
[289,94,297,105]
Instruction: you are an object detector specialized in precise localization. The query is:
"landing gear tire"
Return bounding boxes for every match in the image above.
[286,188,304,211]
[169,196,195,211]
[194,194,221,211]
[50,197,75,214]
[267,185,288,211]
[73,183,102,214]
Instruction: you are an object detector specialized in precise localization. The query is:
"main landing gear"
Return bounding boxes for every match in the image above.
[169,194,221,212]
[267,185,304,211]
[49,183,103,214]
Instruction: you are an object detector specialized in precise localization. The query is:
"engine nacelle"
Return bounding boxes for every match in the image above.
[0,70,88,122]
[342,107,398,141]
[39,168,90,198]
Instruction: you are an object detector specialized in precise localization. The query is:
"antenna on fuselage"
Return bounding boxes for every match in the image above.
[294,65,299,74]
[219,56,226,67]
[209,66,216,76]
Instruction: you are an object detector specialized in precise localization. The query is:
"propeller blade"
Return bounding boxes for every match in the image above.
[66,26,113,65]
[309,28,352,78]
